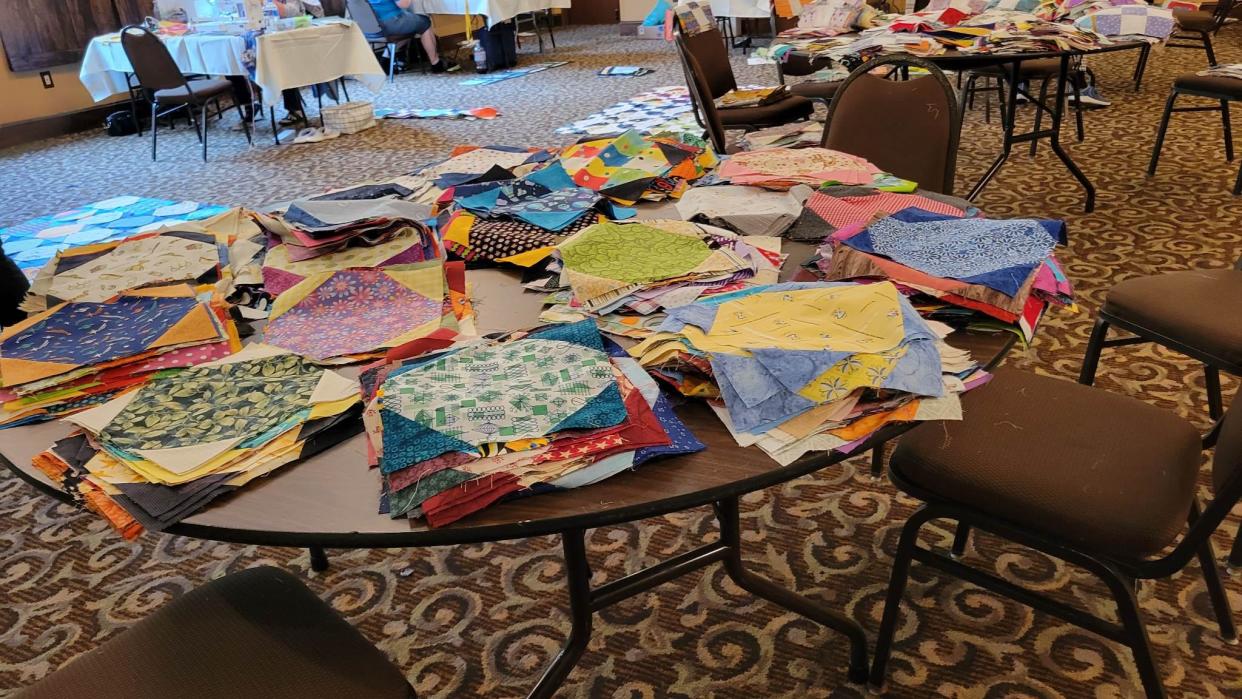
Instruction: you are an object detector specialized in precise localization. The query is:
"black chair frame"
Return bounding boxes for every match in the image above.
[515,10,557,52]
[121,25,251,161]
[1167,0,1236,65]
[1078,258,1242,568]
[871,441,1241,698]
[1148,83,1240,194]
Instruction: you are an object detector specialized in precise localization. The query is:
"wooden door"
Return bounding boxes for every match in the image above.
[569,0,620,24]
[0,0,148,72]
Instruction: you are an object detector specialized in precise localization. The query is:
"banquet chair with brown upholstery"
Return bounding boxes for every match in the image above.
[674,24,814,153]
[775,51,843,106]
[870,369,1239,699]
[1148,72,1242,194]
[820,54,961,195]
[1168,0,1236,65]
[15,566,418,699]
[1079,259,1242,567]
[121,25,250,162]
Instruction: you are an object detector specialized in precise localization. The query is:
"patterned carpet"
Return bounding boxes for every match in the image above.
[2,24,1242,699]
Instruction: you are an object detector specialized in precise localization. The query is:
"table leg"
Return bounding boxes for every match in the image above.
[528,529,593,699]
[715,496,869,683]
[309,546,329,572]
[1047,54,1096,213]
[525,497,869,696]
[967,59,1021,201]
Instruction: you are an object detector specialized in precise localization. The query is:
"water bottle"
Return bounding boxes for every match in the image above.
[262,0,279,30]
[473,41,487,73]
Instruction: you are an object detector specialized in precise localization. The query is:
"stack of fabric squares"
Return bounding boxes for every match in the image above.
[715,148,895,190]
[676,184,816,237]
[31,345,362,538]
[630,282,987,465]
[363,320,703,527]
[556,129,717,204]
[20,225,233,314]
[532,220,782,333]
[437,156,637,268]
[788,185,977,241]
[0,285,240,428]
[555,86,700,138]
[262,261,475,364]
[0,196,229,277]
[817,209,1074,341]
[254,199,441,269]
[403,145,561,204]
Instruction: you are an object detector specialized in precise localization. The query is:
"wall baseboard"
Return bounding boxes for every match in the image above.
[0,102,124,151]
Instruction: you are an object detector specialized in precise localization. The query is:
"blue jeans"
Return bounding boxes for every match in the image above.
[379,11,431,35]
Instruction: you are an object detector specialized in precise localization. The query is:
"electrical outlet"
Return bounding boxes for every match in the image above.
[39,71,53,89]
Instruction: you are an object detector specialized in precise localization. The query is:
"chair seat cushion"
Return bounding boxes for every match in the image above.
[891,369,1202,557]
[718,95,814,127]
[1173,73,1242,99]
[789,80,841,101]
[153,78,233,104]
[1103,268,1242,369]
[16,567,414,699]
[1174,9,1216,31]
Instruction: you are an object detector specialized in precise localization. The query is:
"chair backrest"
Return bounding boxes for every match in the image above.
[120,25,187,94]
[345,0,384,36]
[1211,0,1236,29]
[674,27,739,154]
[820,54,961,195]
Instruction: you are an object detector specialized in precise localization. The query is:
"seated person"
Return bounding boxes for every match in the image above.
[366,0,453,72]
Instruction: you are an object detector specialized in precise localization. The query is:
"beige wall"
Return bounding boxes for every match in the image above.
[620,0,658,22]
[0,37,120,126]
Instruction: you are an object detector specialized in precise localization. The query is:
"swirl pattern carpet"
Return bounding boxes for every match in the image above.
[1,24,1241,699]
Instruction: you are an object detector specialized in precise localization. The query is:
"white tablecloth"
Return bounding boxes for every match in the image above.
[412,0,572,27]
[79,21,385,106]
[711,0,772,19]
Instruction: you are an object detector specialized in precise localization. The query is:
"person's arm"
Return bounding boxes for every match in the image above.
[395,0,414,8]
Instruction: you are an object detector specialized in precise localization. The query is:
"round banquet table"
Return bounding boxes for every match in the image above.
[0,210,1015,698]
[778,38,1152,212]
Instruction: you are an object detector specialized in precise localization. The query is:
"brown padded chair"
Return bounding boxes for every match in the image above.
[121,25,249,162]
[675,26,814,153]
[1148,73,1242,194]
[15,566,417,699]
[775,51,843,105]
[1169,0,1236,65]
[821,54,961,195]
[870,369,1239,699]
[1079,261,1242,567]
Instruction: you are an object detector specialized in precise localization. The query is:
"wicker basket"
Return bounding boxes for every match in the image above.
[321,101,376,135]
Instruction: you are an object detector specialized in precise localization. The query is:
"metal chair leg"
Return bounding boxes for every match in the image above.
[235,102,253,145]
[1190,503,1238,642]
[188,103,204,145]
[1079,317,1111,385]
[545,10,556,49]
[271,107,280,145]
[950,522,970,559]
[869,446,884,480]
[200,103,209,161]
[1222,100,1234,161]
[1228,528,1242,570]
[1102,567,1167,698]
[1148,91,1178,176]
[1204,32,1217,66]
[387,43,397,82]
[1235,158,1242,195]
[868,512,925,688]
[150,102,159,161]
[1205,365,1224,420]
[309,546,329,572]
